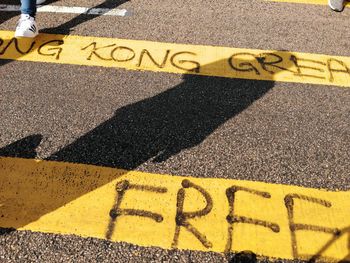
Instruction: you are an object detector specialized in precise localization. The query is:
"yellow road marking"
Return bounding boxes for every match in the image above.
[266,0,350,7]
[0,157,349,261]
[1,30,350,87]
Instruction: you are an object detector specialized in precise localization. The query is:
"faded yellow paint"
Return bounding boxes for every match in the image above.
[0,157,349,261]
[266,0,350,7]
[1,30,350,87]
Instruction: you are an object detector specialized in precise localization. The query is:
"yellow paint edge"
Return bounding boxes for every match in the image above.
[1,157,350,261]
[1,30,350,87]
[265,0,350,7]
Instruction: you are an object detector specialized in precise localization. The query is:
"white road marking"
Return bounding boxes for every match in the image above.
[0,4,128,16]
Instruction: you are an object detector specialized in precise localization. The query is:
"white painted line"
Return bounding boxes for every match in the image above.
[0,4,128,16]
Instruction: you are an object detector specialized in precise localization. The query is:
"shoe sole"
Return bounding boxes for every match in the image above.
[15,32,38,38]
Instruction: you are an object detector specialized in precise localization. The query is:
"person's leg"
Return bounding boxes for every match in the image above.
[329,0,345,11]
[20,0,36,17]
[15,0,38,38]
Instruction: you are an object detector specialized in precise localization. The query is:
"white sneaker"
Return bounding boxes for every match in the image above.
[36,0,46,5]
[328,0,344,11]
[15,14,39,38]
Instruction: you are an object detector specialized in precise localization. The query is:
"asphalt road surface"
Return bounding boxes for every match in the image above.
[0,0,349,262]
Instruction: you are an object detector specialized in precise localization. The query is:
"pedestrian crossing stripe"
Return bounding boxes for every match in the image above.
[0,30,350,87]
[0,157,349,261]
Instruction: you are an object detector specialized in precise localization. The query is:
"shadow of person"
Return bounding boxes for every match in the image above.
[229,251,257,263]
[0,134,42,159]
[47,56,280,169]
[0,53,293,236]
[0,12,19,27]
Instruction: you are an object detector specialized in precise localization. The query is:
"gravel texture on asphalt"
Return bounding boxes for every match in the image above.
[0,229,307,263]
[0,0,349,261]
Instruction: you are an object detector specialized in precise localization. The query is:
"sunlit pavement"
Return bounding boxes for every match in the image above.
[0,0,350,262]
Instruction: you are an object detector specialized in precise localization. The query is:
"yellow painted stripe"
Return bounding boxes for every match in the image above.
[1,30,350,87]
[266,0,350,7]
[0,157,349,261]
